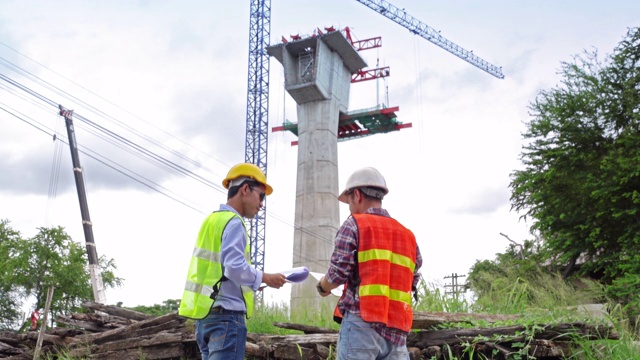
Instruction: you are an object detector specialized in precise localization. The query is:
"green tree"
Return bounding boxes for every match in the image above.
[129,299,181,316]
[509,27,640,304]
[0,219,24,329]
[0,220,124,331]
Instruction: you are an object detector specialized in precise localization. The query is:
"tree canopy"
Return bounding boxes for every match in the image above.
[508,27,639,307]
[0,219,123,331]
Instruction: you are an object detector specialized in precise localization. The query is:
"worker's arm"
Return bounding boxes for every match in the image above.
[316,276,338,297]
[317,216,358,297]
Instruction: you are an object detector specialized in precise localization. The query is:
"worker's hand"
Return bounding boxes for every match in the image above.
[262,273,286,289]
[316,277,331,297]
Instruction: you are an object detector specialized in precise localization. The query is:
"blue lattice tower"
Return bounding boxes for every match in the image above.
[245,0,271,306]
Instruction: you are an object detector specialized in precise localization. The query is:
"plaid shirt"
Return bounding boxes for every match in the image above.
[326,207,422,346]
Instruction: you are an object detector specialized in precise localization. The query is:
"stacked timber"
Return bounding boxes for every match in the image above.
[0,302,199,359]
[0,302,619,359]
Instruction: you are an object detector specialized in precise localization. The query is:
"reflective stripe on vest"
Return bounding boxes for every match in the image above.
[178,211,255,319]
[333,213,416,332]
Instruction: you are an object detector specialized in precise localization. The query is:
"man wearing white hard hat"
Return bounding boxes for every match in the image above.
[317,167,423,360]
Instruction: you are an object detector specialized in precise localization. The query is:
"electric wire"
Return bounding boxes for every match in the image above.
[0,105,209,216]
[2,103,342,270]
[1,72,227,195]
[0,77,340,259]
[0,63,344,271]
[0,48,231,176]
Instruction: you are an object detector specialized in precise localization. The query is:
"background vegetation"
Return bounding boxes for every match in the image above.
[0,219,123,331]
[508,26,640,324]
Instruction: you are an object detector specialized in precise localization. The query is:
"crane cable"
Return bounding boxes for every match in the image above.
[413,35,426,155]
[44,114,64,227]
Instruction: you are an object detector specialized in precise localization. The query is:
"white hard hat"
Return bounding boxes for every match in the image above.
[338,167,389,203]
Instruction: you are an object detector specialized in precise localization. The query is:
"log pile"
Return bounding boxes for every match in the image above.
[0,302,619,359]
[0,302,199,360]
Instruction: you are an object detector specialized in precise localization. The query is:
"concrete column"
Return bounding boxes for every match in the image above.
[266,31,366,317]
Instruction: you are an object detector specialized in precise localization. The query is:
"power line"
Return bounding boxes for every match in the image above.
[0,74,341,269]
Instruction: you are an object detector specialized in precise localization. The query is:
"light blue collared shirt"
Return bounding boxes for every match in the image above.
[213,204,263,312]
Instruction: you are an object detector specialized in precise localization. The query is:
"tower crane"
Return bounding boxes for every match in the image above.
[354,0,504,79]
[244,0,271,304]
[243,1,504,304]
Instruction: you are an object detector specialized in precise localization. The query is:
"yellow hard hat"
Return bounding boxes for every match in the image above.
[222,163,273,195]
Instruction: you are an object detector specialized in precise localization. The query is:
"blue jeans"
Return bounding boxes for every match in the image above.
[337,312,409,360]
[195,308,247,360]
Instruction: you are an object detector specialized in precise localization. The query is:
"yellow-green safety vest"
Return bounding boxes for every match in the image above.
[178,211,255,319]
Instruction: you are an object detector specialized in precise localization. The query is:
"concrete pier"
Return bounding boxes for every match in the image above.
[267,30,367,315]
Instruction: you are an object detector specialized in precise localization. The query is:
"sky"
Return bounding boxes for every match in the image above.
[0,1,638,309]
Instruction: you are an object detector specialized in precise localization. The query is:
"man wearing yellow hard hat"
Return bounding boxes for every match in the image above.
[178,163,286,360]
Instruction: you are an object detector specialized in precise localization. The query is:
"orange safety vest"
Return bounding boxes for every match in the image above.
[333,213,417,332]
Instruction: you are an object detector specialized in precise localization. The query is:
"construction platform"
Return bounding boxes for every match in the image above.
[272,105,411,145]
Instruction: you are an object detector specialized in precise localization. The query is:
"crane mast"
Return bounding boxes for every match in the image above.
[354,0,504,79]
[245,0,271,305]
[58,105,107,304]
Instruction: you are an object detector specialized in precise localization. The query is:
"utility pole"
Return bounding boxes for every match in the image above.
[59,105,107,304]
[444,273,466,298]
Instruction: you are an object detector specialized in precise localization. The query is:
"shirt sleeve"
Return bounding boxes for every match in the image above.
[326,216,358,286]
[413,243,423,289]
[220,217,262,291]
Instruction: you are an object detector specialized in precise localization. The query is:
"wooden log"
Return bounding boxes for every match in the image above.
[0,341,22,355]
[88,343,187,360]
[422,345,441,359]
[407,347,422,360]
[408,322,619,348]
[412,311,520,329]
[17,332,74,347]
[483,342,515,357]
[535,322,620,341]
[81,302,154,321]
[313,343,331,358]
[93,331,190,353]
[55,315,120,332]
[0,333,20,346]
[273,322,338,334]
[529,339,571,357]
[273,343,316,360]
[46,327,85,337]
[70,312,184,346]
[94,319,184,346]
[66,345,95,358]
[4,353,31,360]
[257,333,338,347]
[245,342,268,358]
[70,312,135,326]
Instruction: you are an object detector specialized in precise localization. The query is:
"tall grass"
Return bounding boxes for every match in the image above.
[468,266,607,323]
[413,276,470,313]
[248,301,340,334]
[461,268,640,358]
[567,303,640,359]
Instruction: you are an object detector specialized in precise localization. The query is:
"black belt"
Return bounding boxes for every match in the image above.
[210,306,245,315]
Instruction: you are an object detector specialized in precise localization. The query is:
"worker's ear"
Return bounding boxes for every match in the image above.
[355,189,363,202]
